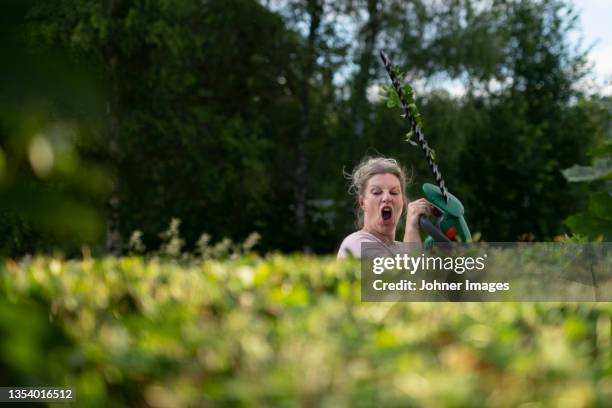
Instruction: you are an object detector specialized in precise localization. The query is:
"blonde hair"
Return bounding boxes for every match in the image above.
[346,156,410,228]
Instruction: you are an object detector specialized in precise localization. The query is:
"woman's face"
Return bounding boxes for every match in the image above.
[360,173,404,237]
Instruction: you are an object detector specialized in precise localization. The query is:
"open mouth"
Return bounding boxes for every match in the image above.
[381,206,392,221]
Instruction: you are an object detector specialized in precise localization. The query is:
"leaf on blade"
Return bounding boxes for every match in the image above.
[405,132,418,146]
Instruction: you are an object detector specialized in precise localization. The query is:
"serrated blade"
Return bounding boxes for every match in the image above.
[379,50,449,203]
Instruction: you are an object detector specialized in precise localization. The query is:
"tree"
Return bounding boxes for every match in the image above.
[0,0,108,256]
[458,0,597,240]
[10,0,606,256]
[29,0,301,252]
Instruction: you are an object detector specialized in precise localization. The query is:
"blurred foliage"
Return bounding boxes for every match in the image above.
[1,254,611,406]
[562,99,612,240]
[0,0,109,256]
[126,217,262,260]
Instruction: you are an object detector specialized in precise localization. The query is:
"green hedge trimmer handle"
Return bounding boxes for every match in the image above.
[421,182,472,249]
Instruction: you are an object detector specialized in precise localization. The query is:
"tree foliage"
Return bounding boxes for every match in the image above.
[0,0,109,256]
[562,97,612,240]
[2,254,611,405]
[1,0,609,255]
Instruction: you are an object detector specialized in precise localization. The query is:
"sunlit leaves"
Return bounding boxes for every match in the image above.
[562,158,612,183]
[1,254,611,406]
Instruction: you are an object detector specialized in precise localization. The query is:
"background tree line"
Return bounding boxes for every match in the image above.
[1,0,610,257]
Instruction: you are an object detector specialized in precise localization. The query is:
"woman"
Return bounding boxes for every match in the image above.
[337,156,433,259]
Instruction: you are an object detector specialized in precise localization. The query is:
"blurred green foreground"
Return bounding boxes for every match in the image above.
[1,255,611,407]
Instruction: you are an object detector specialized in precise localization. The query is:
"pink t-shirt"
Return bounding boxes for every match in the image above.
[337,230,398,259]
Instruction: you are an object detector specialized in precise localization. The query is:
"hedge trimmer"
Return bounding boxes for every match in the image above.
[379,50,471,247]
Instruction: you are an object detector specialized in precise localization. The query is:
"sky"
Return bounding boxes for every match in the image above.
[365,0,612,101]
[573,0,612,94]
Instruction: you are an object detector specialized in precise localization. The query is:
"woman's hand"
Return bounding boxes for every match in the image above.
[403,198,434,244]
[406,198,433,229]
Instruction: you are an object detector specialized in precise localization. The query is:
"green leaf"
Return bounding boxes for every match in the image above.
[392,65,403,78]
[386,90,400,108]
[588,192,612,221]
[405,132,418,146]
[402,85,414,99]
[565,212,612,240]
[562,158,612,182]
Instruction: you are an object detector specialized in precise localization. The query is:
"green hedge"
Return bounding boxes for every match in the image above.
[1,255,611,407]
